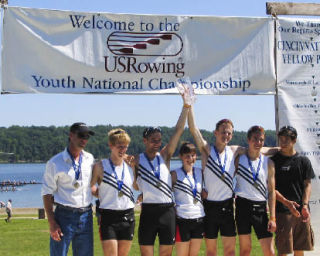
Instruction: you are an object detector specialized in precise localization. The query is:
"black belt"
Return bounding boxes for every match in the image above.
[177,216,204,223]
[55,203,92,213]
[142,202,174,209]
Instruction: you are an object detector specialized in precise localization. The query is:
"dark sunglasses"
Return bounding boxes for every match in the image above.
[143,126,162,138]
[77,132,90,140]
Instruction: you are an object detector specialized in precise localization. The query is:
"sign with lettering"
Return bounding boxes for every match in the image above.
[1,7,275,95]
[276,17,320,255]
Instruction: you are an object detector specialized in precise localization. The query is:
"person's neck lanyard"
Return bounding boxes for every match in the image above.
[246,154,262,188]
[213,145,227,180]
[181,167,198,204]
[144,153,161,187]
[109,159,125,197]
[67,148,82,189]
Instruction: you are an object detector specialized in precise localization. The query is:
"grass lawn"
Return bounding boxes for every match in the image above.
[0,214,266,255]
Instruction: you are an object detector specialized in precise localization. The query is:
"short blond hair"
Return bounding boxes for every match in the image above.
[108,128,131,145]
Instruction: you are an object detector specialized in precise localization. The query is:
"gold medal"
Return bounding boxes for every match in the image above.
[156,181,162,188]
[221,173,225,180]
[74,182,80,189]
[118,191,124,197]
[193,198,198,204]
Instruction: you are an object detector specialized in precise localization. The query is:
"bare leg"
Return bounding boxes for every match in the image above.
[102,240,118,256]
[259,237,275,256]
[140,245,154,256]
[176,241,190,256]
[118,240,133,256]
[238,234,252,256]
[189,239,203,256]
[293,251,304,256]
[159,245,173,256]
[205,238,218,256]
[222,236,236,256]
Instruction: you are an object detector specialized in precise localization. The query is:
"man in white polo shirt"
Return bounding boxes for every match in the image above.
[42,122,95,256]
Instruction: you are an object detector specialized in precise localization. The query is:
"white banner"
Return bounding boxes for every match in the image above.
[1,7,275,95]
[276,17,320,255]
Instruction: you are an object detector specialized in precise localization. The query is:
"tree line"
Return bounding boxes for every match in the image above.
[0,125,276,163]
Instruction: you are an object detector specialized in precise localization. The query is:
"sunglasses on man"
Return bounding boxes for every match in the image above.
[77,132,90,140]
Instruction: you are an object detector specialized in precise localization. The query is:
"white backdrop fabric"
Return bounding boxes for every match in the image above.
[1,7,275,95]
[276,17,320,255]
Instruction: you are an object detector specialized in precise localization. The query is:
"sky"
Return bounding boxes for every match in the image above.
[0,0,314,131]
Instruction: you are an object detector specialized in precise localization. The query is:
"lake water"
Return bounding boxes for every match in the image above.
[0,160,201,208]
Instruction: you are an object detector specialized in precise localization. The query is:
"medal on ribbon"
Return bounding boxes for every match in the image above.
[182,167,198,204]
[109,159,125,198]
[246,154,262,189]
[213,146,227,181]
[67,148,82,190]
[144,153,161,188]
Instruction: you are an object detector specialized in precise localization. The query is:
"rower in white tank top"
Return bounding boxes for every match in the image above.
[172,167,204,219]
[137,152,173,204]
[99,158,135,210]
[204,145,236,201]
[235,154,269,202]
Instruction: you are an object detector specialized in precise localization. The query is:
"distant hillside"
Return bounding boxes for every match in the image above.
[0,125,276,162]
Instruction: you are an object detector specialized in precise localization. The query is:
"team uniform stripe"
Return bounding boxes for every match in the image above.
[238,164,267,194]
[237,165,267,199]
[138,164,172,191]
[139,175,173,199]
[102,173,134,202]
[103,172,134,198]
[208,155,233,181]
[174,180,202,201]
[207,155,233,184]
[206,156,233,191]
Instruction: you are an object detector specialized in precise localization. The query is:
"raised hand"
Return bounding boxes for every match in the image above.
[176,77,196,105]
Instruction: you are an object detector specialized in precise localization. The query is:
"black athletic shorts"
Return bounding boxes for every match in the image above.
[99,208,135,241]
[235,196,272,240]
[138,203,175,245]
[176,216,204,242]
[203,198,236,239]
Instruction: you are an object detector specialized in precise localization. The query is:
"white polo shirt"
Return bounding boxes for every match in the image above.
[41,148,94,208]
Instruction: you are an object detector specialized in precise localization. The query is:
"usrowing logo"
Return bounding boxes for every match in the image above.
[104,31,185,78]
[107,32,183,56]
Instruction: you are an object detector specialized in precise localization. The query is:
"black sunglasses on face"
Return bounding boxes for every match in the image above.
[77,132,90,140]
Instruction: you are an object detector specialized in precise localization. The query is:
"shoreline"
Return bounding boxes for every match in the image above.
[0,207,39,215]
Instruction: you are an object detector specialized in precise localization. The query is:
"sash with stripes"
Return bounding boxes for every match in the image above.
[102,171,134,202]
[206,154,234,192]
[138,163,173,200]
[237,163,267,200]
[173,179,202,204]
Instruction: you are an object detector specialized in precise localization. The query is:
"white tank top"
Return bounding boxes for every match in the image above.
[99,159,135,210]
[172,167,205,219]
[203,146,235,201]
[137,152,173,204]
[235,154,269,202]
